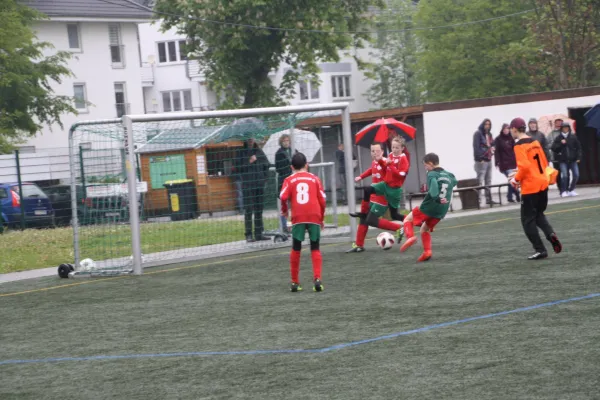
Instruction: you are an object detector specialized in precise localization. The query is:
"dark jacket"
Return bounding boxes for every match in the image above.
[335,148,356,174]
[551,131,582,163]
[494,133,517,172]
[275,146,293,192]
[527,130,550,161]
[473,119,494,162]
[234,142,270,186]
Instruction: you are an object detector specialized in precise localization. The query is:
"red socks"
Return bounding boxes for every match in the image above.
[290,250,323,282]
[311,250,322,280]
[360,200,370,215]
[377,218,401,232]
[421,231,432,252]
[356,224,369,247]
[290,250,301,283]
[404,221,414,238]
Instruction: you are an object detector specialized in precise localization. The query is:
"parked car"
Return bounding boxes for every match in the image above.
[0,182,55,229]
[42,184,130,226]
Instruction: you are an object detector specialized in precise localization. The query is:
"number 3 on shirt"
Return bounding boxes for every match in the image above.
[297,182,310,204]
[439,183,448,198]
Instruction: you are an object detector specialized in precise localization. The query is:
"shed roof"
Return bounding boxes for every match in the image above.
[136,125,223,154]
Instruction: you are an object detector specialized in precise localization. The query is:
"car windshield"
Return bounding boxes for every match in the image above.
[12,184,48,199]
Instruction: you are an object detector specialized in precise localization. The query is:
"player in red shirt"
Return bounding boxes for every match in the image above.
[347,142,389,252]
[280,152,326,293]
[351,137,407,237]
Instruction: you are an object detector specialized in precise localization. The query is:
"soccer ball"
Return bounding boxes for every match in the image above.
[376,232,395,250]
[79,258,96,272]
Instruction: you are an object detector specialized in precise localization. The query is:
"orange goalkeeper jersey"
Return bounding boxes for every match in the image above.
[513,137,549,195]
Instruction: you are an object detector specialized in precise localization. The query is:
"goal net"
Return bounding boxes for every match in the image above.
[67,104,357,276]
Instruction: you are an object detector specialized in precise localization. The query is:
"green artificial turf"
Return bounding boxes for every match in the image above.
[1,200,599,399]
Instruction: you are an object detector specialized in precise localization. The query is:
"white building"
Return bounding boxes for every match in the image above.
[138,23,218,114]
[21,0,152,150]
[137,22,377,115]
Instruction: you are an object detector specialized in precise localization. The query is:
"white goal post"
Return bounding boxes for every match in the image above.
[111,103,356,275]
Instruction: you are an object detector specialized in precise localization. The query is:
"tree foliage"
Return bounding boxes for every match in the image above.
[508,0,600,90]
[413,0,533,102]
[154,0,380,108]
[0,0,76,153]
[365,0,422,108]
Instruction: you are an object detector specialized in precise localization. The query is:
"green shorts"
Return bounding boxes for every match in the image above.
[369,202,388,217]
[371,182,402,209]
[292,224,321,243]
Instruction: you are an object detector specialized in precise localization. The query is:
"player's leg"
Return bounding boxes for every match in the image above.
[390,206,405,242]
[349,185,376,218]
[535,189,562,254]
[400,208,419,253]
[520,192,548,259]
[290,224,305,292]
[308,224,324,292]
[417,223,433,262]
[365,210,402,232]
[347,214,368,252]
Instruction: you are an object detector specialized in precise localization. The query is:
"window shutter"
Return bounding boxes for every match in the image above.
[108,24,120,45]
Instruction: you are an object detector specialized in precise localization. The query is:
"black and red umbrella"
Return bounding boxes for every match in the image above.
[354,118,416,148]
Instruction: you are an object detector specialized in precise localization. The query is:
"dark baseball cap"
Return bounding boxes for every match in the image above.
[509,117,526,129]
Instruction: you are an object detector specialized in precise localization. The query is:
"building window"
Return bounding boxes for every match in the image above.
[109,24,124,67]
[331,75,351,98]
[299,80,319,101]
[161,90,193,112]
[157,40,187,63]
[73,84,87,110]
[67,24,81,51]
[115,83,128,117]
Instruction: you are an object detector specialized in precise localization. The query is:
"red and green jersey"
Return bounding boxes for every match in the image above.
[280,171,326,225]
[359,160,388,206]
[378,153,409,188]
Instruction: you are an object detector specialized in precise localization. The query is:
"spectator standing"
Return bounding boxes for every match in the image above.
[494,123,521,203]
[275,134,293,234]
[473,118,497,205]
[235,138,271,242]
[548,118,564,190]
[527,118,550,161]
[335,143,356,204]
[551,122,582,197]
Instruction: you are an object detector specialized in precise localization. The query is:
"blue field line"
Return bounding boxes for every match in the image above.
[2,292,599,366]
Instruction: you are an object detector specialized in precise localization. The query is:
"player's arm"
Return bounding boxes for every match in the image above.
[398,156,409,177]
[316,179,327,226]
[357,168,372,181]
[513,145,530,182]
[427,175,440,198]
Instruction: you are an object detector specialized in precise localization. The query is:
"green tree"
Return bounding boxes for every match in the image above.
[414,0,533,102]
[508,0,600,90]
[154,0,380,108]
[366,0,423,108]
[0,0,76,153]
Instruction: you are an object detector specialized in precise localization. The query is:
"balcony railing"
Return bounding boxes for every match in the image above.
[186,60,205,81]
[116,103,130,118]
[141,62,154,86]
[110,44,126,68]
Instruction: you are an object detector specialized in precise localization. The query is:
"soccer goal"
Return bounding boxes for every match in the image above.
[65,103,358,276]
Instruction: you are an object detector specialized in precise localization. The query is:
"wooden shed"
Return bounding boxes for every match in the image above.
[136,126,244,216]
